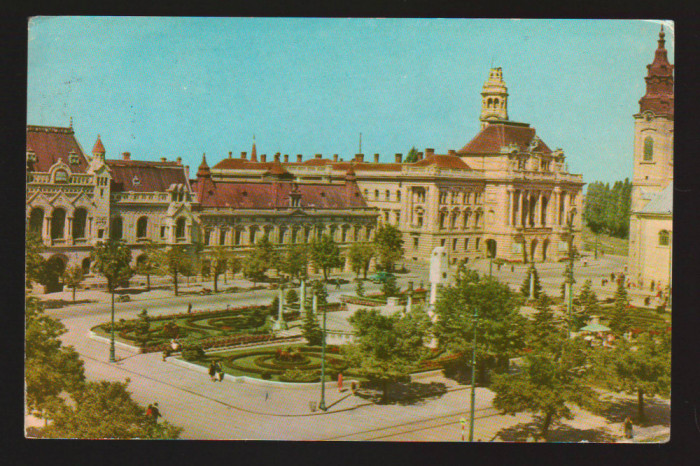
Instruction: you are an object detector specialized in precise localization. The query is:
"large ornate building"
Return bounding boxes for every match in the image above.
[628,27,674,290]
[26,66,585,291]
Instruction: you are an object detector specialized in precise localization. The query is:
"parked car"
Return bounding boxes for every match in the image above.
[369,271,396,284]
[116,294,131,302]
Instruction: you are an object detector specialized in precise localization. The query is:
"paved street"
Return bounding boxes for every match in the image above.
[31,254,669,441]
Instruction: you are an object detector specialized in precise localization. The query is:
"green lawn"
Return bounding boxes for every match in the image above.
[581,226,629,257]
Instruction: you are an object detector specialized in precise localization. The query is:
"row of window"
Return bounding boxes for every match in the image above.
[364,189,402,202]
[438,191,482,205]
[411,236,482,252]
[203,225,373,246]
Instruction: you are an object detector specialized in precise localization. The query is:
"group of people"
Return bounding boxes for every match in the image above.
[208,360,225,382]
[145,403,161,423]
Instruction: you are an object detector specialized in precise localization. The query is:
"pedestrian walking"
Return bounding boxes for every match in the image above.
[151,403,161,423]
[265,392,269,402]
[650,280,655,292]
[623,417,633,439]
[511,265,515,273]
[208,361,217,381]
[214,360,223,382]
[611,272,615,281]
[338,373,343,392]
[218,367,225,382]
[187,302,192,314]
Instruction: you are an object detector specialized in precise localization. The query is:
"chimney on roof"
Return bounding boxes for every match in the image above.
[160,157,167,162]
[274,153,280,162]
[297,154,303,163]
[228,151,232,158]
[448,149,456,156]
[284,154,289,163]
[122,152,131,161]
[425,148,435,156]
[315,153,322,159]
[241,152,247,160]
[374,153,380,163]
[355,153,364,163]
[333,154,338,162]
[417,152,423,161]
[261,154,267,162]
[176,156,182,165]
[395,153,403,163]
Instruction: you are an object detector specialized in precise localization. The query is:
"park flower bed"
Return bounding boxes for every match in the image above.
[143,334,300,354]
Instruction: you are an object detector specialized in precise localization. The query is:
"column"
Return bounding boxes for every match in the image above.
[553,189,560,226]
[520,190,526,227]
[563,192,570,225]
[506,188,513,226]
[66,215,73,244]
[88,216,93,239]
[536,192,542,227]
[44,216,51,241]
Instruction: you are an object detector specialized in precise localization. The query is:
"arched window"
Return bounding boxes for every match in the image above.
[487,98,493,108]
[54,170,69,183]
[72,208,88,239]
[658,230,670,246]
[396,190,401,202]
[374,189,379,200]
[176,217,187,239]
[51,208,66,239]
[110,217,123,240]
[136,216,148,238]
[28,208,44,234]
[385,190,390,201]
[643,136,654,161]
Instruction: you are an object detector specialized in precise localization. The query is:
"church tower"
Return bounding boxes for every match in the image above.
[479,67,509,129]
[631,26,674,213]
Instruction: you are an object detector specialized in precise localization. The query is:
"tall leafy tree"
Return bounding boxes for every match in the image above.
[573,279,599,330]
[608,280,632,335]
[159,245,192,296]
[62,265,84,303]
[527,294,561,354]
[433,271,527,382]
[243,235,276,284]
[25,231,46,289]
[25,296,85,416]
[347,308,430,402]
[520,263,542,299]
[381,275,400,298]
[310,234,342,281]
[491,338,598,442]
[207,246,229,293]
[348,242,374,279]
[373,223,404,272]
[41,380,183,439]
[227,256,242,282]
[134,240,161,291]
[91,239,132,308]
[280,244,308,281]
[301,306,322,346]
[592,329,670,421]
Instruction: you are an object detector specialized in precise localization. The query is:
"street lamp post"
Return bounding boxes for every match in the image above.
[109,283,116,363]
[566,214,575,338]
[317,293,328,411]
[469,306,478,442]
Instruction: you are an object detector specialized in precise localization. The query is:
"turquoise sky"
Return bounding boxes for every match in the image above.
[27,17,673,185]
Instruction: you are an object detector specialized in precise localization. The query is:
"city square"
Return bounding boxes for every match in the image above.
[25,18,672,442]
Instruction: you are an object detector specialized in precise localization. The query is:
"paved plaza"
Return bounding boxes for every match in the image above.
[31,254,669,441]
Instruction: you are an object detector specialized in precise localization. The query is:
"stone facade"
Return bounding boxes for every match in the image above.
[628,27,674,289]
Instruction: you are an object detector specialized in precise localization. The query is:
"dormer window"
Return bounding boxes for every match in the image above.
[68,151,80,165]
[132,175,140,185]
[27,151,37,163]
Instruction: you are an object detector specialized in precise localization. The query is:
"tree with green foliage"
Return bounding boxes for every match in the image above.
[347,308,430,402]
[280,244,308,281]
[433,270,527,383]
[310,234,342,281]
[207,246,229,293]
[162,245,193,296]
[592,329,670,421]
[301,306,322,346]
[528,294,562,354]
[62,265,84,303]
[608,280,632,335]
[244,236,276,284]
[381,275,400,298]
[491,337,599,442]
[41,379,183,439]
[520,263,542,299]
[583,179,632,238]
[25,296,85,417]
[373,223,404,272]
[311,280,329,306]
[134,240,161,291]
[91,239,133,332]
[573,279,599,330]
[355,279,365,297]
[404,146,419,163]
[348,242,375,279]
[286,288,299,306]
[25,231,46,290]
[227,256,242,282]
[135,309,151,347]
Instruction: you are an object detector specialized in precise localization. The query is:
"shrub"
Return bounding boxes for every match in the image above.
[280,369,319,383]
[182,345,206,361]
[261,371,272,380]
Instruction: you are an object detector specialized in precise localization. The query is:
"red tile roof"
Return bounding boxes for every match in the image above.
[212,158,278,170]
[26,125,90,173]
[193,180,367,210]
[106,159,190,193]
[458,121,552,155]
[639,27,674,117]
[412,154,471,169]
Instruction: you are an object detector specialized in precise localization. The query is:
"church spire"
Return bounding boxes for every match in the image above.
[197,152,211,177]
[639,26,674,117]
[479,67,509,129]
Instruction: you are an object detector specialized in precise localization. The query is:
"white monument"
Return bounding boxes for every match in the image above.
[429,246,449,317]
